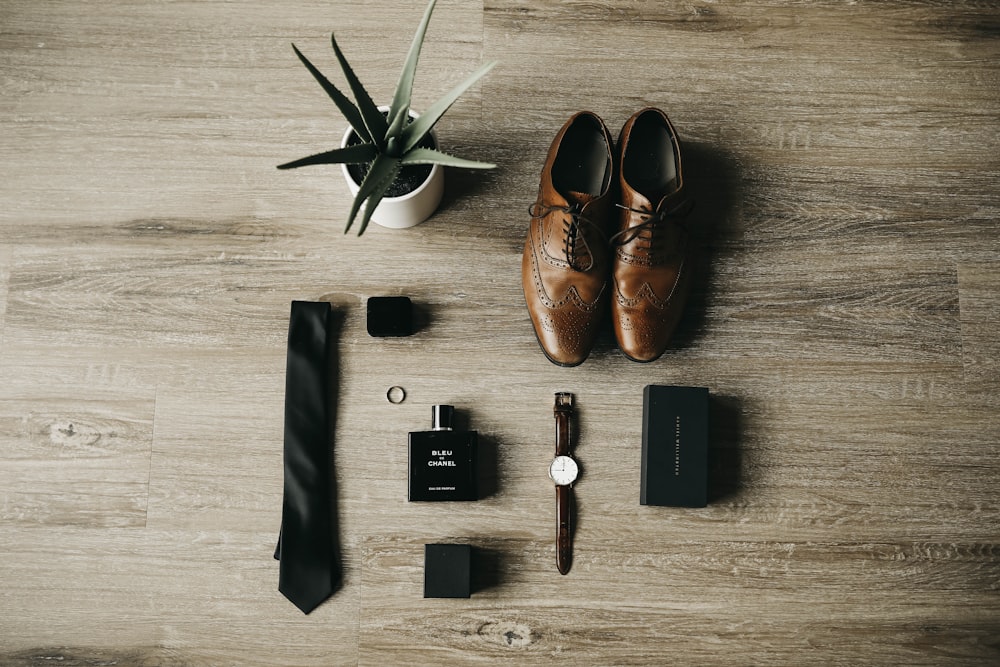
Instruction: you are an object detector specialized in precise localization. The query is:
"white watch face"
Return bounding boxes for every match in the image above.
[548,455,579,486]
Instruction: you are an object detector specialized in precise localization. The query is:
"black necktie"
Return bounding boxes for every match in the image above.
[275,300,338,614]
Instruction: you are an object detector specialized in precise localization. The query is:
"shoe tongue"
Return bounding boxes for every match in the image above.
[564,190,597,207]
[654,179,683,210]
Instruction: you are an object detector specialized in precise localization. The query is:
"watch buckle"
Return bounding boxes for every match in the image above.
[554,392,574,412]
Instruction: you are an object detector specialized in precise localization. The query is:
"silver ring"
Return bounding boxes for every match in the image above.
[387,386,406,404]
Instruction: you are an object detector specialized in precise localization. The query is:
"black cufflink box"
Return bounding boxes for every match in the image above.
[424,544,471,598]
[640,385,710,508]
[366,296,413,337]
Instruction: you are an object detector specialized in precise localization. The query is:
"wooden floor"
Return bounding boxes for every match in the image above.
[2,0,999,664]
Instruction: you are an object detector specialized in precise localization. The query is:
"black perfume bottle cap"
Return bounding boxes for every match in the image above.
[432,405,454,431]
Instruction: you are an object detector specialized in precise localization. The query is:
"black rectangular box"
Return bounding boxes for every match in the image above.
[640,385,709,507]
[424,544,471,598]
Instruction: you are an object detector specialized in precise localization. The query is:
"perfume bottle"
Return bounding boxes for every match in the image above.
[408,405,478,501]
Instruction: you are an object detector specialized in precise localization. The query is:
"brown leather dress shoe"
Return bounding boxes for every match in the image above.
[611,108,694,363]
[522,112,616,367]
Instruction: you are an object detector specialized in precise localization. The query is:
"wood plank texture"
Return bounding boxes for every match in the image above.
[1,0,999,664]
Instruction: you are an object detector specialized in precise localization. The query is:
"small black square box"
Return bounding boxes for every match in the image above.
[640,385,710,508]
[366,296,413,337]
[423,544,471,598]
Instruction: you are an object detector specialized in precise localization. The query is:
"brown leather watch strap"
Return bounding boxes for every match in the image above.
[556,485,572,575]
[554,392,572,456]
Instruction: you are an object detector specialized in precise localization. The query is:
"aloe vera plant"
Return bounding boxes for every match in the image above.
[278,0,497,236]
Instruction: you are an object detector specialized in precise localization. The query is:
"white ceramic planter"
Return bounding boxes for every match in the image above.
[339,108,444,230]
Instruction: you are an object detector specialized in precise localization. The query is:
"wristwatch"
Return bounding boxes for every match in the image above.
[548,392,578,575]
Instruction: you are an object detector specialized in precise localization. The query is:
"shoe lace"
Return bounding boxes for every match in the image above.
[610,198,694,255]
[529,202,603,272]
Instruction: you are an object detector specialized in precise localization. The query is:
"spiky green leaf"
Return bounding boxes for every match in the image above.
[345,153,401,234]
[330,33,389,145]
[354,162,403,237]
[386,0,438,139]
[277,143,378,170]
[400,147,494,169]
[401,60,497,153]
[290,43,370,143]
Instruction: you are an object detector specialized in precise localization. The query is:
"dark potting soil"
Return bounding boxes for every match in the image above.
[346,124,436,198]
